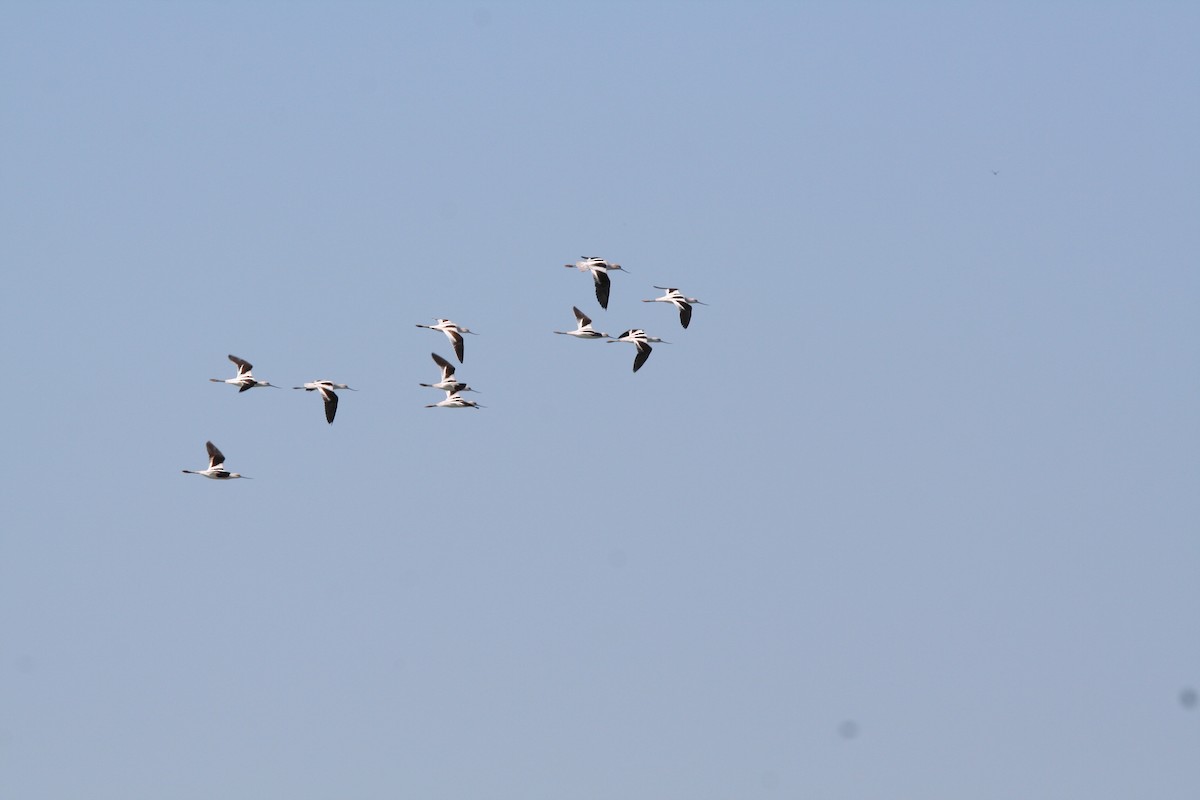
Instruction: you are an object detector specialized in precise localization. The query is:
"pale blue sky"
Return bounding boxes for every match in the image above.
[2,2,1198,798]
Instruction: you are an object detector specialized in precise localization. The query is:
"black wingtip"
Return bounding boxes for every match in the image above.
[594,271,611,309]
[632,344,652,372]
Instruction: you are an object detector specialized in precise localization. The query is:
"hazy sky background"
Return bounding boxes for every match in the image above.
[2,2,1197,798]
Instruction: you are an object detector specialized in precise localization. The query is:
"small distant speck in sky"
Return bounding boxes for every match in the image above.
[1181,688,1198,710]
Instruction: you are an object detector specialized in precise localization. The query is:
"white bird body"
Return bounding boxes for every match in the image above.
[607,328,670,372]
[643,286,707,329]
[419,352,479,394]
[554,306,609,339]
[416,318,478,362]
[563,256,629,310]
[209,354,279,392]
[293,380,356,424]
[425,392,484,409]
[182,441,250,480]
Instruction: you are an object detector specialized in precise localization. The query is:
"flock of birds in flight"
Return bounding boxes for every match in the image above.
[182,257,706,480]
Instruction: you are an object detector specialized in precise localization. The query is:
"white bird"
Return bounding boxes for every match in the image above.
[415,319,478,363]
[643,286,708,329]
[209,354,279,392]
[425,392,484,410]
[607,329,670,372]
[293,380,356,424]
[419,352,480,395]
[563,256,630,310]
[181,441,250,480]
[554,306,609,339]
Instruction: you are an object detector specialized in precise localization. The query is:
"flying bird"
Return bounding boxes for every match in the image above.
[554,306,609,339]
[425,392,484,409]
[181,441,250,480]
[642,286,707,329]
[209,354,279,392]
[416,319,478,363]
[607,328,669,372]
[564,257,629,310]
[293,380,356,424]
[419,352,479,395]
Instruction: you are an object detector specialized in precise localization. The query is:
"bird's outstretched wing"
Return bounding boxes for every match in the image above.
[320,387,339,424]
[632,343,652,373]
[206,441,226,469]
[679,302,693,329]
[228,354,253,375]
[594,271,611,309]
[431,352,456,379]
